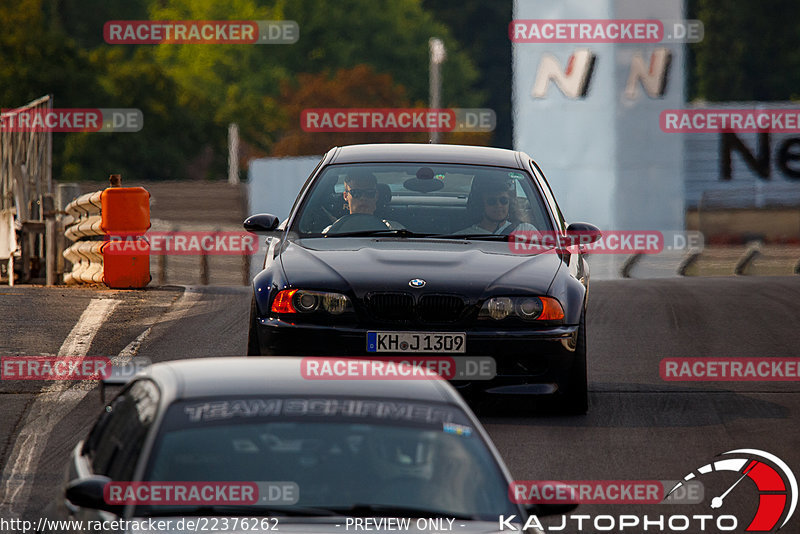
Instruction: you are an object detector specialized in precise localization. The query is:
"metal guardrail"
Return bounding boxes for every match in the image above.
[619,245,800,278]
[153,225,252,286]
[62,191,104,284]
[0,95,54,285]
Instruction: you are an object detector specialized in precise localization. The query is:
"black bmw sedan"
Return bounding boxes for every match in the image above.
[245,143,600,414]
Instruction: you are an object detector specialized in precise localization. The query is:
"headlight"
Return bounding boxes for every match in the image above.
[478,296,564,322]
[295,291,319,312]
[485,297,513,320]
[322,293,350,315]
[516,297,543,319]
[271,289,353,315]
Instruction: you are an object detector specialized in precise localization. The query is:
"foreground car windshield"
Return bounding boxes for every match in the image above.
[139,396,517,519]
[294,163,553,237]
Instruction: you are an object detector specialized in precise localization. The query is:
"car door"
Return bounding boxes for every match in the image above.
[67,379,159,521]
[528,159,589,287]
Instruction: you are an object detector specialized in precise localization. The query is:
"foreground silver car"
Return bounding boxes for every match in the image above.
[41,357,569,533]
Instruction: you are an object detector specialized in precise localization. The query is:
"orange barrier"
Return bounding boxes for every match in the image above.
[63,176,151,288]
[101,186,150,288]
[101,187,150,234]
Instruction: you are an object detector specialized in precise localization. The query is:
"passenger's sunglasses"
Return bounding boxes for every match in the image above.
[485,196,510,206]
[345,188,378,199]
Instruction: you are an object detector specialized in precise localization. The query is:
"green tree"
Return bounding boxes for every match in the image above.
[690,0,800,101]
[4,0,488,180]
[273,0,482,108]
[61,47,209,181]
[422,0,511,147]
[146,0,483,161]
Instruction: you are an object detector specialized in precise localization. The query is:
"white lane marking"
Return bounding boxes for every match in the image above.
[109,287,202,368]
[116,326,152,360]
[57,299,120,357]
[0,287,203,517]
[0,298,119,517]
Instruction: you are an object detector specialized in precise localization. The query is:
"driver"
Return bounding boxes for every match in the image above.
[323,172,403,233]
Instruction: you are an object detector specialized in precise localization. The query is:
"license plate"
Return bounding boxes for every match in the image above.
[367,332,466,353]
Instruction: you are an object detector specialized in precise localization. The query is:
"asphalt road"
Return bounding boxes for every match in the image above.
[0,277,798,527]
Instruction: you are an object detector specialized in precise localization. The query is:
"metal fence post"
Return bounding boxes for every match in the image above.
[158,250,167,285]
[242,251,251,286]
[45,219,55,286]
[200,230,211,286]
[200,253,209,285]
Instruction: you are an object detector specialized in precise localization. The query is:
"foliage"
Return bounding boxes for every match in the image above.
[689,0,800,101]
[0,0,485,180]
[6,0,795,182]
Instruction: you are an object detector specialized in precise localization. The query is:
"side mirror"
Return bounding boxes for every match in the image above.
[565,222,602,245]
[243,213,280,234]
[65,475,122,514]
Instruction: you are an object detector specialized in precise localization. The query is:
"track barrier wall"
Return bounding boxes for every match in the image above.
[63,175,150,288]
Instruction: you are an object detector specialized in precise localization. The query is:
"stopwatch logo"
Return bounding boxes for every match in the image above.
[667,449,797,532]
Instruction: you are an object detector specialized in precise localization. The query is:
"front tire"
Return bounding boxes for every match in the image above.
[247,297,262,356]
[560,309,588,414]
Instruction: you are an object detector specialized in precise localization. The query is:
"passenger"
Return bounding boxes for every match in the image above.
[457,180,536,234]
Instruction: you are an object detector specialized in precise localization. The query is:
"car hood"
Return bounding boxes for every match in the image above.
[280,237,561,297]
[126,517,511,534]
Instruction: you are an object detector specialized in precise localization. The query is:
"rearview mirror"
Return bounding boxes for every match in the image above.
[243,213,280,234]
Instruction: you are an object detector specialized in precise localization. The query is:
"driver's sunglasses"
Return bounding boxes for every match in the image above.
[345,188,378,199]
[485,196,510,206]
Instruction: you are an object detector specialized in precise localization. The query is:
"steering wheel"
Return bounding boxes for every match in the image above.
[500,221,538,236]
[326,213,389,234]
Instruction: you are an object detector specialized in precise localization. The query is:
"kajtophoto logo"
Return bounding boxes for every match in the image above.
[667,449,797,532]
[499,449,795,532]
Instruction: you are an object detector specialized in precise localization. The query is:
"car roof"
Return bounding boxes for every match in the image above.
[137,357,465,407]
[328,143,529,168]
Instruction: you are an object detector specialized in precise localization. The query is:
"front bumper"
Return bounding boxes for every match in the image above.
[253,317,579,394]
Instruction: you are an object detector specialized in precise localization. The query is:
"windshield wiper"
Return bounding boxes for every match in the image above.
[140,504,339,517]
[326,504,476,520]
[323,229,435,238]
[428,233,510,241]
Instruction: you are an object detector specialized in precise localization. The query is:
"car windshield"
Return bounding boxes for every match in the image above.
[138,396,518,520]
[293,163,553,237]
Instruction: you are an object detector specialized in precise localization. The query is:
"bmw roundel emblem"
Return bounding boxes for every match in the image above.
[409,278,426,288]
